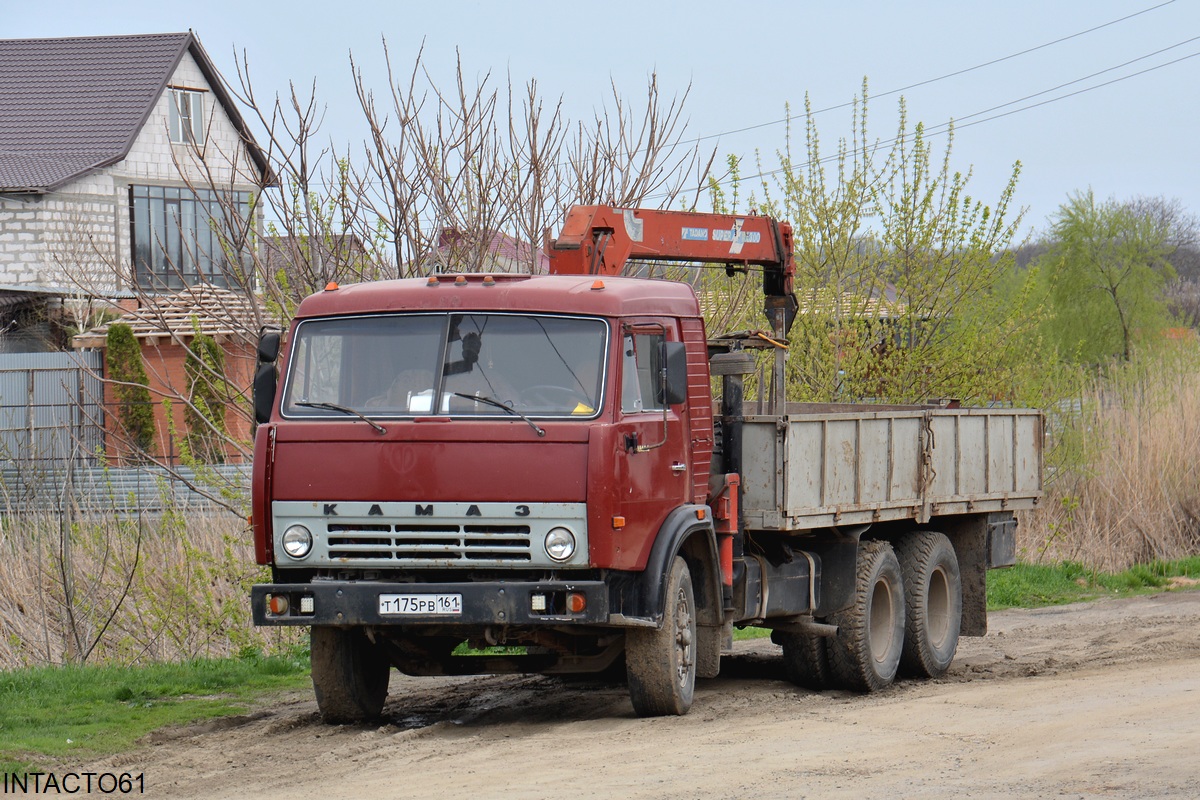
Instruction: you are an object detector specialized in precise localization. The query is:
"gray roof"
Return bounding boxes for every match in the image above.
[0,31,272,192]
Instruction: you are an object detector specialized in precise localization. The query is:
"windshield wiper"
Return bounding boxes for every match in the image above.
[452,392,546,437]
[295,401,387,435]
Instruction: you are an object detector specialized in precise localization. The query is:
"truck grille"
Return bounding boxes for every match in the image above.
[326,523,533,563]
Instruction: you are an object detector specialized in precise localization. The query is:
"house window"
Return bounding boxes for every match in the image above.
[130,185,253,292]
[169,88,205,145]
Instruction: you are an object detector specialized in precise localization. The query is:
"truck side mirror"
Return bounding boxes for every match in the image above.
[661,341,687,406]
[254,330,282,424]
[258,330,281,363]
[253,364,277,424]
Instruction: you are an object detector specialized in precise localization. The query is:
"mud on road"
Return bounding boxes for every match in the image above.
[92,590,1200,799]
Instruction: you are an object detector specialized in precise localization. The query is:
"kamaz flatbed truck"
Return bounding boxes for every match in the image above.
[249,206,1042,720]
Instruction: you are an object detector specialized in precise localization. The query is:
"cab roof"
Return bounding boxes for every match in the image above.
[294,274,703,320]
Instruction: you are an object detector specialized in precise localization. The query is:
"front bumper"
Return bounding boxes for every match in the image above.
[252,580,610,627]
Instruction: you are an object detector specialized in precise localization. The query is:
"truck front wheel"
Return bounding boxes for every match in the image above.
[895,531,962,678]
[828,540,905,692]
[311,626,391,723]
[625,556,696,716]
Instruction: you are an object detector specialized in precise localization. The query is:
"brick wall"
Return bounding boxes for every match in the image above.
[102,336,256,466]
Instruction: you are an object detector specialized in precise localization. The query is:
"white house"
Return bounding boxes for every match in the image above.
[0,31,272,350]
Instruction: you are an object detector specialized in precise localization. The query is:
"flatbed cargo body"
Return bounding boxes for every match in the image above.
[740,404,1043,531]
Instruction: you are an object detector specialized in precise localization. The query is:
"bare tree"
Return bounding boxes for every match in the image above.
[342,41,713,279]
[1164,277,1200,328]
[1125,195,1200,254]
[1127,196,1200,327]
[225,39,713,304]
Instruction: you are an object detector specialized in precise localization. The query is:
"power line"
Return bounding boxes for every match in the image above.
[924,35,1200,134]
[410,3,1195,193]
[950,50,1200,133]
[689,0,1179,146]
[309,30,1200,207]
[279,35,1198,231]
[291,2,1181,179]
[710,48,1200,196]
[259,1,1192,221]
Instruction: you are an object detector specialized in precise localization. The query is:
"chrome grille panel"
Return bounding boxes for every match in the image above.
[325,523,532,562]
[273,500,588,568]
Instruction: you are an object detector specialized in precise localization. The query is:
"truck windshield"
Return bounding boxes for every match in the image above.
[282,313,608,419]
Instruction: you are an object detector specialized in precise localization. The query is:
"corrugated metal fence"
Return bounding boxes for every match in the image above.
[0,462,250,515]
[0,352,246,514]
[0,351,104,467]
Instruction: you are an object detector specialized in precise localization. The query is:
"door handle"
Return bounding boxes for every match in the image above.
[670,462,687,473]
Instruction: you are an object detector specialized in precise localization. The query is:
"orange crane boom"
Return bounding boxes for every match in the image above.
[545,205,799,335]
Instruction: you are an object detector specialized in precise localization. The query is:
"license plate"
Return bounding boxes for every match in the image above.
[378,593,462,616]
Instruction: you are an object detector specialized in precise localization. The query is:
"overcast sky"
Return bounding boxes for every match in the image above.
[7,0,1199,239]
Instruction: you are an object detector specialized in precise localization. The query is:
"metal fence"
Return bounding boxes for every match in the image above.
[0,352,247,515]
[0,351,104,468]
[0,462,250,515]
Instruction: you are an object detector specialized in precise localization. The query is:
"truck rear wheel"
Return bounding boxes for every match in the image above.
[895,531,962,678]
[776,628,833,690]
[311,626,390,723]
[625,556,696,716]
[828,540,905,692]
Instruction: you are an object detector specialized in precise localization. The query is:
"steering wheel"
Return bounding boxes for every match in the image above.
[520,384,592,409]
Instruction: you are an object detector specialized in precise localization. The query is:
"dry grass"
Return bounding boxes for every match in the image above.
[0,510,301,669]
[1022,350,1200,571]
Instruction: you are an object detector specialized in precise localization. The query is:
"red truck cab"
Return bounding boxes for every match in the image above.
[251,273,723,719]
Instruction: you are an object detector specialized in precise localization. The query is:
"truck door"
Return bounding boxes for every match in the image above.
[614,323,690,567]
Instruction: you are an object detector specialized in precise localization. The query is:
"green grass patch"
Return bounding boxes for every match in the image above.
[0,648,310,774]
[987,556,1200,611]
[733,626,771,641]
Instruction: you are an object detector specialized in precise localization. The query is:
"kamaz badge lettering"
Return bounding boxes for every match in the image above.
[323,503,338,515]
[408,504,533,517]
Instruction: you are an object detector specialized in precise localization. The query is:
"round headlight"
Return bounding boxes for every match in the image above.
[281,525,313,559]
[544,527,576,562]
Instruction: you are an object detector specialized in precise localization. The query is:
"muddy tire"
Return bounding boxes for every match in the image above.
[895,531,962,678]
[695,624,723,679]
[310,627,390,723]
[828,540,905,692]
[777,628,833,690]
[625,556,696,716]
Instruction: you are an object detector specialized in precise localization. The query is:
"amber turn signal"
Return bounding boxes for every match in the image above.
[267,594,289,615]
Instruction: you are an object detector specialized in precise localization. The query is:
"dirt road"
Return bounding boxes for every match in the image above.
[95,589,1200,799]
